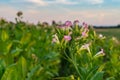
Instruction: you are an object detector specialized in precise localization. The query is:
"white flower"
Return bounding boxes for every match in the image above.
[99,34,103,38]
[112,37,119,44]
[98,34,105,39]
[52,34,60,44]
[79,43,91,54]
[94,49,105,58]
[80,43,90,50]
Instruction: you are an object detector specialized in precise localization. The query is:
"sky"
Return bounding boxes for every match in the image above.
[0,0,120,26]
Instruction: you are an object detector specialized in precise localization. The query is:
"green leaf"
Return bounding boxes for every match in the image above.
[1,30,9,42]
[26,64,41,80]
[90,71,104,80]
[16,56,27,79]
[1,64,19,80]
[0,60,5,79]
[106,77,116,80]
[6,42,12,53]
[86,66,98,80]
[97,63,105,72]
[11,47,23,57]
[20,33,31,45]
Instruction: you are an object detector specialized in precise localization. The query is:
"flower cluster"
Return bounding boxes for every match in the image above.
[81,22,89,38]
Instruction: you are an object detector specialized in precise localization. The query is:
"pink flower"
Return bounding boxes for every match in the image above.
[82,22,88,28]
[74,20,79,25]
[82,22,85,25]
[65,21,72,27]
[82,31,88,37]
[81,22,89,38]
[82,31,86,36]
[64,35,72,41]
[84,24,88,29]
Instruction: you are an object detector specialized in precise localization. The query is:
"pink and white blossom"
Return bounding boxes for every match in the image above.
[94,49,105,57]
[65,21,72,27]
[64,35,72,41]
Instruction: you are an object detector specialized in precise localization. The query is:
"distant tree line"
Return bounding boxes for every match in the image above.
[94,24,120,28]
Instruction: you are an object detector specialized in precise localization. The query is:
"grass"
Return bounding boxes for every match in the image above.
[95,28,120,40]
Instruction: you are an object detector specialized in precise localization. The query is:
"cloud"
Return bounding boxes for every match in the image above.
[90,0,104,4]
[1,0,119,25]
[26,0,47,6]
[26,0,104,5]
[55,0,78,5]
[10,0,78,6]
[0,5,17,22]
[0,5,120,26]
[80,0,104,4]
[55,0,104,5]
[68,9,120,25]
[9,0,104,6]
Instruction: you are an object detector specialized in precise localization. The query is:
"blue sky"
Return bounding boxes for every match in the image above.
[0,0,120,26]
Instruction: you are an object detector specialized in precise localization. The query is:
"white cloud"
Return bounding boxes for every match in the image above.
[1,0,119,25]
[10,0,104,6]
[55,0,78,5]
[55,0,104,5]
[90,0,104,4]
[10,0,78,6]
[0,5,17,22]
[0,4,120,25]
[69,9,120,25]
[26,0,47,6]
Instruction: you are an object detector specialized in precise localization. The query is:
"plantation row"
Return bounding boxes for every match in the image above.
[0,18,120,80]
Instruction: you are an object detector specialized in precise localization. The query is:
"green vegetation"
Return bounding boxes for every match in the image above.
[0,12,120,80]
[95,28,120,40]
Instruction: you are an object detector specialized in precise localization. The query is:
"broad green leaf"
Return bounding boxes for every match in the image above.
[6,42,12,53]
[26,64,41,80]
[26,40,36,50]
[20,33,31,45]
[86,66,98,80]
[1,64,19,80]
[16,56,27,79]
[1,30,9,42]
[90,71,104,80]
[106,77,115,80]
[97,63,106,72]
[11,47,23,57]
